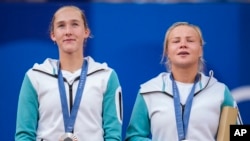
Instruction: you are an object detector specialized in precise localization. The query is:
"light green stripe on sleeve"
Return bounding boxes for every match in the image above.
[15,74,39,141]
[125,93,151,141]
[103,70,122,141]
[222,86,234,107]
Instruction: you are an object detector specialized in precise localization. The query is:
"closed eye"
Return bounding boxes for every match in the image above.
[172,40,180,43]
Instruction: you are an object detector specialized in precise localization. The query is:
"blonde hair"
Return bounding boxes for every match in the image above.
[161,22,206,72]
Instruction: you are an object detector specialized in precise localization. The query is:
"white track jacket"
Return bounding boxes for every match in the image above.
[126,72,242,141]
[15,56,122,141]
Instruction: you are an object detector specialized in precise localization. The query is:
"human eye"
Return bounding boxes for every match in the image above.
[171,39,180,43]
[56,22,65,28]
[58,24,64,27]
[72,22,79,27]
[169,37,180,43]
[187,39,194,42]
[187,37,197,42]
[73,24,79,27]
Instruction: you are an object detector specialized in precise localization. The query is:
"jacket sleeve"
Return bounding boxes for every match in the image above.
[125,92,151,141]
[222,86,243,125]
[103,70,123,141]
[15,74,39,141]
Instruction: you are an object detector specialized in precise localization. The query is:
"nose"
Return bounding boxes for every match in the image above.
[180,40,187,48]
[65,26,72,36]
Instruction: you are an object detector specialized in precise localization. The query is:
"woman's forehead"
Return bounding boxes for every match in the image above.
[54,7,82,20]
[172,25,195,33]
[170,25,199,37]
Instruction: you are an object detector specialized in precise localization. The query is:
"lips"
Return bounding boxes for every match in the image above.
[177,51,189,55]
[63,39,75,42]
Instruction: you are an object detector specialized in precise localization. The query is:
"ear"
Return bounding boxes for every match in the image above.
[84,29,90,38]
[50,32,56,41]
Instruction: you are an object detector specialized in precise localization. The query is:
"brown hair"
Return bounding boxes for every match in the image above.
[49,5,90,35]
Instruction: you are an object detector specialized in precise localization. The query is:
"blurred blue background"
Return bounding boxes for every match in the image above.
[0,1,250,140]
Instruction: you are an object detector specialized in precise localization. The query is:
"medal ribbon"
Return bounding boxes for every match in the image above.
[58,59,88,133]
[170,74,199,141]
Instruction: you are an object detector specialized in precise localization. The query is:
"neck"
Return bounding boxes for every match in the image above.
[171,67,198,83]
[59,54,84,73]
